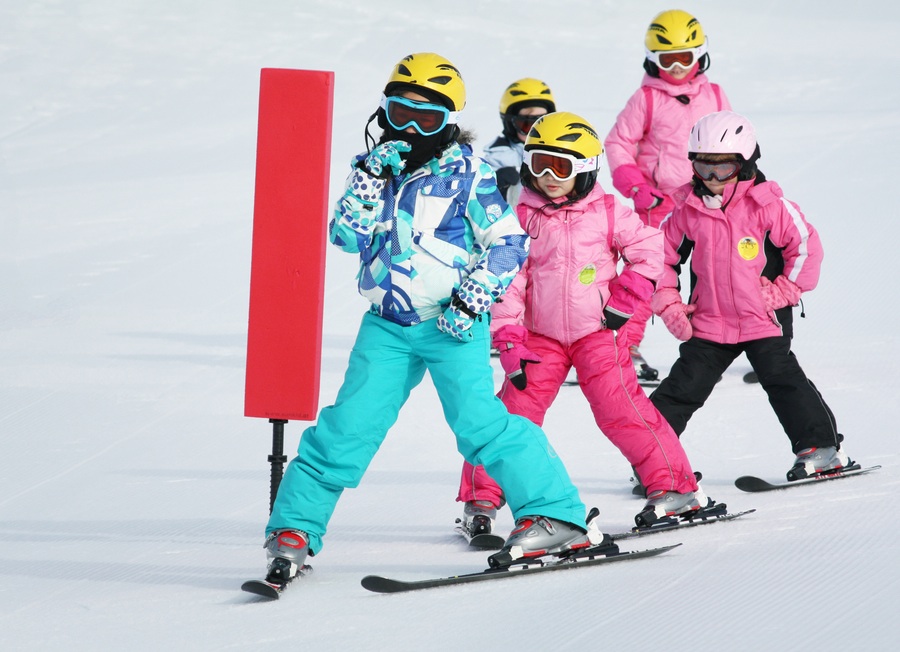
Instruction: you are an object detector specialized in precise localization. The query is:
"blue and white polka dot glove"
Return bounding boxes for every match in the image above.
[436,278,495,343]
[363,140,411,178]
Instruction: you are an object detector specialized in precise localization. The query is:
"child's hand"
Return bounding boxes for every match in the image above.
[493,325,542,390]
[651,287,695,341]
[759,276,802,311]
[436,278,494,343]
[363,141,411,178]
[604,269,655,330]
[658,302,696,341]
[632,184,664,211]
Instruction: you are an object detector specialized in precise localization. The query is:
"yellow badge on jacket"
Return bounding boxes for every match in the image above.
[738,237,759,261]
[579,264,597,285]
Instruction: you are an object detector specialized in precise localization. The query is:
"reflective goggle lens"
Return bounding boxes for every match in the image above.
[646,39,707,72]
[657,50,696,70]
[527,151,575,180]
[383,96,453,136]
[511,114,541,135]
[524,149,600,181]
[692,159,741,182]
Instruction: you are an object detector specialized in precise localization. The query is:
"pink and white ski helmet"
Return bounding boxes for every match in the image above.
[688,111,757,160]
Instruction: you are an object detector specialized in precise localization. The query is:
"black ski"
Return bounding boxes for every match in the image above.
[455,510,506,551]
[241,565,312,600]
[469,532,506,550]
[360,543,680,593]
[735,465,880,493]
[455,525,505,550]
[610,508,756,540]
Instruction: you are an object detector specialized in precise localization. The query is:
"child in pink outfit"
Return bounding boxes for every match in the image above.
[456,112,712,535]
[605,9,731,379]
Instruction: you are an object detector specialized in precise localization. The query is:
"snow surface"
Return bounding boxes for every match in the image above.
[2,1,898,650]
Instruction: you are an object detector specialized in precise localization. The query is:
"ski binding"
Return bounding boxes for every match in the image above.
[611,505,756,540]
[241,564,312,600]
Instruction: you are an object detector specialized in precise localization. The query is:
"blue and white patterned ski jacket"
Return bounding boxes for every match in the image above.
[329,143,530,325]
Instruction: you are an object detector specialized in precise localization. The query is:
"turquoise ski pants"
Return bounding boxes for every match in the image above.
[267,312,586,554]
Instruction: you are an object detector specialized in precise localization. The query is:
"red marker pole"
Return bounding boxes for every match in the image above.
[244,68,334,512]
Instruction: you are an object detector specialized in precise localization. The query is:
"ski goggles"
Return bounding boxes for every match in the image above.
[645,39,708,71]
[524,149,600,181]
[692,158,741,182]
[381,95,459,136]
[510,113,542,135]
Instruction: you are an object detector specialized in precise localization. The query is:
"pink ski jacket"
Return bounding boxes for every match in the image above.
[492,184,664,347]
[606,74,730,199]
[659,179,824,344]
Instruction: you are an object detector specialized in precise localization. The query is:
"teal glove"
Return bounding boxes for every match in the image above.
[363,140,411,178]
[436,279,494,343]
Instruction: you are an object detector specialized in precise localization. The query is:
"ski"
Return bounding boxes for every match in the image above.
[735,464,880,493]
[360,543,680,593]
[455,512,506,550]
[610,508,756,540]
[241,565,312,600]
[455,525,505,550]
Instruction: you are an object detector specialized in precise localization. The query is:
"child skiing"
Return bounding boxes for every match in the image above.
[605,9,731,383]
[456,111,713,540]
[482,77,556,205]
[259,53,606,588]
[649,110,852,481]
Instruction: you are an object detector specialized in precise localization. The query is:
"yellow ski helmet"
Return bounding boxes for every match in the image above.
[524,111,603,159]
[645,9,705,52]
[498,78,556,115]
[383,52,466,111]
[643,10,710,76]
[522,112,602,200]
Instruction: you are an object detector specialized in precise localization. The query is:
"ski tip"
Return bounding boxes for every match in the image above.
[361,575,404,594]
[241,580,281,600]
[734,476,771,493]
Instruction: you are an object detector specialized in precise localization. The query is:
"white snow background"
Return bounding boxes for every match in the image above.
[2,1,898,650]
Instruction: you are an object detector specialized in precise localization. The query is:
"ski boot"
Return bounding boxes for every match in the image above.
[264,529,310,584]
[787,446,851,481]
[458,500,497,538]
[487,511,605,568]
[629,466,646,497]
[635,488,709,528]
[629,345,659,384]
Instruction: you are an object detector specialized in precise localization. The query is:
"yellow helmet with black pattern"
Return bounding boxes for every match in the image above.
[524,111,603,159]
[383,52,466,111]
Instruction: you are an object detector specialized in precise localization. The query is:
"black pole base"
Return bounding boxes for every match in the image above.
[268,419,288,514]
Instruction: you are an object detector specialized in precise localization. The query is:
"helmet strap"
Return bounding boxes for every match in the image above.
[364,111,379,155]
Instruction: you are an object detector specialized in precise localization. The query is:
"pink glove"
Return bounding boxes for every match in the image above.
[604,269,655,330]
[631,184,664,212]
[611,164,663,212]
[611,164,646,198]
[651,288,696,341]
[493,325,542,391]
[759,276,802,311]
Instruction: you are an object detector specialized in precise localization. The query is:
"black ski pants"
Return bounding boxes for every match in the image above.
[650,336,842,454]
